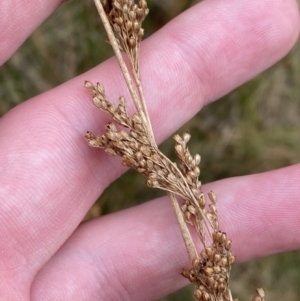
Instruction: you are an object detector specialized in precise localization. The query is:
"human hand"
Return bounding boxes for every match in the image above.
[0,1,299,300]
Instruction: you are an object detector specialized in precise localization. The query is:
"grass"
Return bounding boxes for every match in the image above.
[1,0,300,300]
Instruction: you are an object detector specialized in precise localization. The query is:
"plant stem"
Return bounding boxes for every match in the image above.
[169,192,198,262]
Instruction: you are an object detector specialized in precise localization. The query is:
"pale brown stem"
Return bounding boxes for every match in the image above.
[132,67,156,148]
[169,193,198,262]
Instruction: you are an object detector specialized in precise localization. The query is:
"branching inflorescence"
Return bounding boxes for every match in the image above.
[85,1,265,300]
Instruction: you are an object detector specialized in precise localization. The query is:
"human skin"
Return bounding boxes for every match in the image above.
[0,0,299,300]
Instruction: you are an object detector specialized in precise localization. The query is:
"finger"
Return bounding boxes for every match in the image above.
[0,0,299,282]
[31,164,300,301]
[0,1,65,65]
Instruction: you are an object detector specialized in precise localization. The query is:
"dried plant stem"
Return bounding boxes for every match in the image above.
[131,67,156,146]
[169,192,198,262]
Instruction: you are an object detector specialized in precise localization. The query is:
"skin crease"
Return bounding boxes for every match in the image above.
[0,0,299,300]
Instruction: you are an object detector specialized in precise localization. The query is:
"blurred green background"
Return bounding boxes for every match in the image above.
[1,0,300,300]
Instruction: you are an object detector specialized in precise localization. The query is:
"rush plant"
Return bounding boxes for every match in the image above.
[85,1,265,300]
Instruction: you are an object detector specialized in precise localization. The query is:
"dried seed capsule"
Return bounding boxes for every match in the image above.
[167,173,176,182]
[192,188,200,200]
[137,167,146,174]
[134,123,144,132]
[187,205,196,215]
[213,266,221,274]
[188,171,197,180]
[228,253,235,265]
[194,154,201,165]
[225,239,232,250]
[106,122,117,133]
[100,135,108,145]
[105,148,117,156]
[130,140,139,151]
[139,0,147,9]
[129,10,136,21]
[181,203,187,212]
[146,178,159,188]
[212,219,219,230]
[183,132,191,143]
[194,166,200,177]
[218,283,226,293]
[151,153,160,163]
[208,191,217,203]
[194,289,202,299]
[175,144,183,155]
[220,257,228,267]
[114,17,123,26]
[209,204,218,215]
[184,211,191,223]
[198,194,206,208]
[92,96,102,108]
[138,135,150,145]
[118,96,126,106]
[204,267,214,276]
[217,275,226,284]
[113,23,121,34]
[205,247,213,258]
[192,258,200,268]
[108,103,116,114]
[221,232,227,244]
[126,20,133,31]
[173,134,183,144]
[123,4,128,14]
[135,151,143,161]
[213,231,222,243]
[136,8,144,20]
[186,175,193,185]
[96,82,105,93]
[132,113,142,124]
[128,37,136,48]
[140,145,151,156]
[146,159,154,170]
[84,80,94,90]
[88,139,100,148]
[139,159,146,168]
[256,288,265,298]
[201,249,208,260]
[202,291,211,301]
[113,140,125,150]
[133,21,140,31]
[214,253,221,263]
[181,268,190,279]
[185,155,192,166]
[206,276,215,287]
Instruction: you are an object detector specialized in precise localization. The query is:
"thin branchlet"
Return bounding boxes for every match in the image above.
[85,1,265,300]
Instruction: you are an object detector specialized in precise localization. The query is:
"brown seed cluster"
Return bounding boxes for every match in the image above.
[174,136,221,242]
[101,0,148,70]
[85,81,207,206]
[182,231,235,301]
